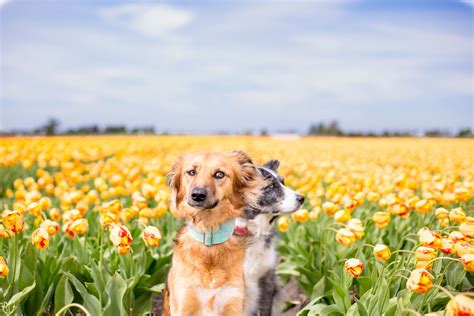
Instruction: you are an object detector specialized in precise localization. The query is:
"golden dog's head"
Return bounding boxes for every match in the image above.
[167,150,264,230]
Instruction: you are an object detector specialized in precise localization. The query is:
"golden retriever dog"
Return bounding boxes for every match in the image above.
[163,150,266,316]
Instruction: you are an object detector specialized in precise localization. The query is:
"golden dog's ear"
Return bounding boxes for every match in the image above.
[232,150,253,165]
[167,156,184,210]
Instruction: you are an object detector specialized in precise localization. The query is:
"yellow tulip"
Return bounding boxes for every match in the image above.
[455,241,474,258]
[407,268,433,294]
[344,258,363,278]
[435,207,449,220]
[277,216,290,232]
[322,201,338,216]
[334,209,351,223]
[309,207,321,221]
[449,207,466,223]
[372,212,390,228]
[347,219,365,239]
[292,209,309,223]
[49,208,61,221]
[459,222,474,238]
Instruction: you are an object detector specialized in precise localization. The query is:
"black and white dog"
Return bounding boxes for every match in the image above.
[234,160,305,316]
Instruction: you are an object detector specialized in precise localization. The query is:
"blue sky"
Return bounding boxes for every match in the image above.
[1,0,472,134]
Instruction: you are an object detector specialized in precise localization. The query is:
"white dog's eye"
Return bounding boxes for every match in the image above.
[214,171,225,179]
[186,169,196,176]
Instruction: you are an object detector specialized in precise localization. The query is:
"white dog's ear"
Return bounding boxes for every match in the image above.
[263,160,280,171]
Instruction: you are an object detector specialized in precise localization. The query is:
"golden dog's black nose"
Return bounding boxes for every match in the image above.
[191,188,207,202]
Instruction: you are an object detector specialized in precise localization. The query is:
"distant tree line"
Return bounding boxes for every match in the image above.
[4,118,156,136]
[307,121,473,138]
[1,118,472,138]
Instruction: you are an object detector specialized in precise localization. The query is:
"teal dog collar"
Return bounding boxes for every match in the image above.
[188,218,236,246]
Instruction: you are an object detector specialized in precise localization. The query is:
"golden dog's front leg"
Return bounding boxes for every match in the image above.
[171,287,201,316]
[220,296,244,316]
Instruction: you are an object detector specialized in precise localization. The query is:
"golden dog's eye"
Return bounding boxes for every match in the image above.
[214,171,225,179]
[186,169,196,176]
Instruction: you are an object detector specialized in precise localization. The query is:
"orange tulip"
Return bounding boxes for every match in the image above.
[460,254,474,272]
[117,245,131,255]
[63,218,89,237]
[32,228,50,249]
[142,226,162,247]
[0,256,8,277]
[407,268,433,294]
[322,201,338,216]
[40,220,60,236]
[415,246,437,261]
[336,228,356,246]
[440,238,455,255]
[417,227,442,249]
[109,224,133,247]
[373,244,391,263]
[446,294,474,316]
[344,258,363,278]
[2,210,24,234]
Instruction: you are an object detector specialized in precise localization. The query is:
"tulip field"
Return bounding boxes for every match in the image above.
[0,136,473,315]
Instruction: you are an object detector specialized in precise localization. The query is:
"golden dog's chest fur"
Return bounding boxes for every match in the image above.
[166,227,246,315]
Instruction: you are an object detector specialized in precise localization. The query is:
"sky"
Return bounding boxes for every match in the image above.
[0,0,473,134]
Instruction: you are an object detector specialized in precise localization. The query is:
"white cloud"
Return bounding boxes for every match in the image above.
[99,4,193,37]
[459,0,474,7]
[0,0,11,8]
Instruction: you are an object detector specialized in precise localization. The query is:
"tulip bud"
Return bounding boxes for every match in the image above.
[309,207,321,221]
[372,212,390,228]
[49,208,61,221]
[32,228,50,250]
[0,256,9,277]
[435,207,449,220]
[407,268,433,294]
[142,226,162,247]
[373,244,391,263]
[344,258,363,278]
[336,228,356,247]
[0,225,10,238]
[292,209,309,223]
